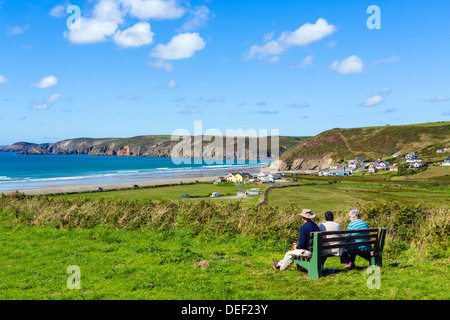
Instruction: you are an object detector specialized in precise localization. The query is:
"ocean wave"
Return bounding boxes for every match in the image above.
[0,162,268,186]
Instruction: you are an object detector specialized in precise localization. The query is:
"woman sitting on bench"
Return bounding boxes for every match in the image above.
[340,209,372,270]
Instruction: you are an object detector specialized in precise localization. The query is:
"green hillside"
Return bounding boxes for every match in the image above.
[280,122,450,165]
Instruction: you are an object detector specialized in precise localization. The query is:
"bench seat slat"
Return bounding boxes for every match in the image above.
[311,228,380,236]
[321,240,375,250]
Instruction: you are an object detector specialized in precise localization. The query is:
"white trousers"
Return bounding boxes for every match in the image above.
[278,249,312,271]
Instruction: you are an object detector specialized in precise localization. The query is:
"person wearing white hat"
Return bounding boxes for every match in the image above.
[272,209,320,271]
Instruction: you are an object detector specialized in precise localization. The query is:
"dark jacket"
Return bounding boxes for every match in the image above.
[296,220,320,251]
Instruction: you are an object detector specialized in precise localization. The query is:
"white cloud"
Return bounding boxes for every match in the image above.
[244,18,336,61]
[120,0,185,20]
[299,55,314,68]
[245,40,284,61]
[45,93,62,104]
[49,4,66,18]
[114,22,154,48]
[430,95,449,103]
[31,104,49,110]
[379,86,392,95]
[31,75,58,89]
[287,102,311,108]
[148,60,173,71]
[178,5,214,31]
[330,55,364,74]
[65,0,124,44]
[207,96,225,103]
[179,106,201,114]
[373,55,400,66]
[118,94,140,100]
[32,93,62,110]
[150,32,206,60]
[6,25,29,36]
[278,18,337,47]
[0,75,7,83]
[160,79,176,89]
[360,95,385,107]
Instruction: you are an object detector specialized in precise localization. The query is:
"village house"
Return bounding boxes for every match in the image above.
[405,152,417,160]
[348,161,359,169]
[389,165,398,171]
[392,152,402,158]
[442,158,450,166]
[375,161,390,170]
[330,170,352,177]
[318,169,331,176]
[368,165,378,173]
[257,172,281,182]
[227,172,252,183]
[406,156,422,163]
[409,162,424,169]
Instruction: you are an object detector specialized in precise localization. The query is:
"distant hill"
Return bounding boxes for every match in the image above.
[0,135,309,160]
[273,121,450,171]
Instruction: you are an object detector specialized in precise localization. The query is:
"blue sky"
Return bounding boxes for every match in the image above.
[0,0,449,145]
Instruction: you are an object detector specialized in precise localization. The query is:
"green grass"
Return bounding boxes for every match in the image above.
[56,183,240,201]
[1,222,448,300]
[267,181,450,212]
[1,175,449,300]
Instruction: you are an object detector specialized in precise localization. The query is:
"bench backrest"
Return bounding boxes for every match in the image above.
[310,228,386,256]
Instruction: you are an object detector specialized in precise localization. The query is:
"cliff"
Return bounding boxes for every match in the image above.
[0,135,308,160]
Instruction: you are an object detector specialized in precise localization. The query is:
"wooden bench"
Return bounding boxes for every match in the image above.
[293,228,387,279]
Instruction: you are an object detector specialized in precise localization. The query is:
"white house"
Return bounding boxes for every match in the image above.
[368,165,378,173]
[318,169,331,176]
[348,161,358,169]
[257,172,281,182]
[392,152,402,158]
[409,162,424,169]
[389,165,398,171]
[407,157,422,163]
[405,152,417,160]
[442,158,450,166]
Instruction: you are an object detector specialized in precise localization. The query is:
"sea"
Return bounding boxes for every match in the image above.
[0,152,269,192]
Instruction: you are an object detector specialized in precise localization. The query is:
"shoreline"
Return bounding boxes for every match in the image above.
[2,176,220,196]
[0,165,274,196]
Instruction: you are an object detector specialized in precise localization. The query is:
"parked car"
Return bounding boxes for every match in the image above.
[210,192,220,198]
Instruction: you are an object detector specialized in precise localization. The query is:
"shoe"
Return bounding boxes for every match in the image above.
[272,258,280,270]
[344,262,355,270]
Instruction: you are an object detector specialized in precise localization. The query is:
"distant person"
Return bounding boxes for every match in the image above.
[318,211,343,266]
[272,209,320,271]
[340,209,372,270]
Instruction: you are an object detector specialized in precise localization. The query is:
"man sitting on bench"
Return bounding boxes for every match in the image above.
[272,209,320,271]
[340,209,372,270]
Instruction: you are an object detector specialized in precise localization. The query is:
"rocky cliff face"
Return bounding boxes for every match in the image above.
[268,154,333,172]
[1,135,300,160]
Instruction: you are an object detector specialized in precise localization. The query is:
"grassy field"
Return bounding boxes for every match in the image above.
[1,171,449,300]
[266,181,450,213]
[1,221,448,300]
[57,183,241,201]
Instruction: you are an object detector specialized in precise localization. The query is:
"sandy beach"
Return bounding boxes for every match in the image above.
[1,176,220,196]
